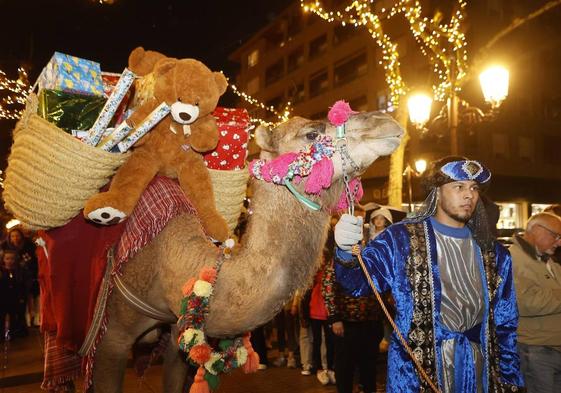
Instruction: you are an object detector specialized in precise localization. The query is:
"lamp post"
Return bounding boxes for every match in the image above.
[404,159,427,213]
[407,65,510,155]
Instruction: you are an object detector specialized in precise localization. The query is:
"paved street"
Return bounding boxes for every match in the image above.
[0,329,386,393]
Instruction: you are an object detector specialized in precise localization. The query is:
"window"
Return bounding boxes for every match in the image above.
[518,136,534,162]
[544,135,561,165]
[333,24,358,45]
[309,34,328,59]
[349,96,368,111]
[334,52,367,87]
[287,13,302,38]
[247,50,259,68]
[287,47,305,73]
[265,26,285,50]
[265,60,284,86]
[492,133,510,159]
[289,83,305,104]
[246,76,260,95]
[309,69,329,97]
[497,203,521,229]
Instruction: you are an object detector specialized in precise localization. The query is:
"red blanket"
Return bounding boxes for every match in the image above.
[37,176,197,390]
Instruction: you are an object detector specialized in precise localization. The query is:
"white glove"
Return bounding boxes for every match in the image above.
[335,214,363,251]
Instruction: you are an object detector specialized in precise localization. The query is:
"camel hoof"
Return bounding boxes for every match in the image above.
[88,207,126,225]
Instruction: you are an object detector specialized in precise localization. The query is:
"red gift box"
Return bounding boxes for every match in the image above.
[204,107,250,170]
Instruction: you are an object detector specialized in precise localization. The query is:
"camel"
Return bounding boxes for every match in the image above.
[92,110,403,392]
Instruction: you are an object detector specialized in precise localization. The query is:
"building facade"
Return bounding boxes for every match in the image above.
[230,0,561,229]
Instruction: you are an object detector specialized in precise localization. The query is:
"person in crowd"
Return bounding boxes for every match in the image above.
[272,297,299,368]
[0,250,29,339]
[309,250,335,386]
[367,207,393,241]
[543,204,561,264]
[333,156,524,392]
[509,212,561,393]
[298,287,315,376]
[323,235,383,393]
[1,227,39,327]
[366,207,394,354]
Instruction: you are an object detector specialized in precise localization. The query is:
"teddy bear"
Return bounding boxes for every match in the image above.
[83,47,230,242]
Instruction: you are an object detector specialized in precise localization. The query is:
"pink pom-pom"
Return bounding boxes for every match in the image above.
[268,152,298,179]
[304,157,334,194]
[182,278,196,295]
[328,100,357,126]
[199,267,217,284]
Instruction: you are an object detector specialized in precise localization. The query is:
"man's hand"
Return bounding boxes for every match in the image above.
[332,321,344,337]
[335,214,363,251]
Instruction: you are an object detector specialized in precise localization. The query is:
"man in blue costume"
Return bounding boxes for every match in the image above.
[334,156,525,393]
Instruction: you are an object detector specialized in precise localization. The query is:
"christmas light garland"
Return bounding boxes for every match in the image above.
[229,83,292,128]
[301,0,469,104]
[0,68,32,120]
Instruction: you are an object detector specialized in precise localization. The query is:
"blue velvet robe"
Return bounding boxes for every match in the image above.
[335,218,524,393]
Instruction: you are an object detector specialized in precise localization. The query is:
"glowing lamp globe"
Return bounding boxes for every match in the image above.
[479,66,509,109]
[414,159,427,175]
[408,94,433,128]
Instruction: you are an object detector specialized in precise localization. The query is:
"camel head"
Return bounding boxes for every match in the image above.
[252,110,403,209]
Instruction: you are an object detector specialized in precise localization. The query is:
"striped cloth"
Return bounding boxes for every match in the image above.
[41,176,198,392]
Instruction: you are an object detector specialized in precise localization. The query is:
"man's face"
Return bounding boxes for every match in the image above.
[437,180,480,225]
[529,218,561,255]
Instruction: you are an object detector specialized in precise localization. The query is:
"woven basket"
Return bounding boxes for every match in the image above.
[2,94,131,230]
[208,168,249,232]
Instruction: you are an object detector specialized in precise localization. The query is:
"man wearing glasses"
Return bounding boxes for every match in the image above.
[510,212,561,393]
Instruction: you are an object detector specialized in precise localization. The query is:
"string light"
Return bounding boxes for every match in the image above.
[301,0,469,104]
[229,83,292,128]
[0,67,31,120]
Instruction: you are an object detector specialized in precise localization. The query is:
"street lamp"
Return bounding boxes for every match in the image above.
[408,65,510,155]
[404,159,427,213]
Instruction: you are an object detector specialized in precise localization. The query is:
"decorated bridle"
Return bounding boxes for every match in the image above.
[249,100,362,213]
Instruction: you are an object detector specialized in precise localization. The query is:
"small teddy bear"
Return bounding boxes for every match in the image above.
[83,47,230,242]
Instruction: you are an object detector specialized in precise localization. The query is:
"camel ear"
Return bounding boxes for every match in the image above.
[255,125,275,152]
[213,72,228,96]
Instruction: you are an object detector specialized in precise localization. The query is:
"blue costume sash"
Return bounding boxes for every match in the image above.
[442,323,482,393]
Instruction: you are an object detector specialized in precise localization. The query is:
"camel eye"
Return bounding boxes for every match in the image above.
[177,97,182,102]
[306,131,319,141]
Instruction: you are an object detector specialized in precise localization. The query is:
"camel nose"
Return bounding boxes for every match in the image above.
[179,112,192,122]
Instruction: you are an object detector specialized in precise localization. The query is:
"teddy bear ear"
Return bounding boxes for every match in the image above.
[255,125,276,152]
[213,72,228,96]
[154,59,176,77]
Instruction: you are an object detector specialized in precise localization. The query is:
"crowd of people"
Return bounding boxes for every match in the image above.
[0,227,39,341]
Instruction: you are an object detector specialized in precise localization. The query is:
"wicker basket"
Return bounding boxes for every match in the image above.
[208,168,248,232]
[3,93,248,232]
[2,94,131,230]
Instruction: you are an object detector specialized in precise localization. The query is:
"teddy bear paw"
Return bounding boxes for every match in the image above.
[87,207,127,225]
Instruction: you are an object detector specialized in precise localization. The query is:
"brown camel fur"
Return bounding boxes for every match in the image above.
[91,111,403,393]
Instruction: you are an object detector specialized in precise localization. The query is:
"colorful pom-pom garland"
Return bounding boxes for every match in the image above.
[177,261,259,393]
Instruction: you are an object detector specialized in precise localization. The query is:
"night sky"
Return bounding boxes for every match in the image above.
[0,0,294,167]
[1,0,293,77]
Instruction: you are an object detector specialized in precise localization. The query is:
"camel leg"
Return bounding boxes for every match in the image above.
[177,154,229,241]
[162,325,189,393]
[92,319,134,393]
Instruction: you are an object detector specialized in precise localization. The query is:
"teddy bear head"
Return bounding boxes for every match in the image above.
[152,59,228,127]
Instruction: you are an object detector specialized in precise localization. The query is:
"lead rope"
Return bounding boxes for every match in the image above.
[335,125,442,393]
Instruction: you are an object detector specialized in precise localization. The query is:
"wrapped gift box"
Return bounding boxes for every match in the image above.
[100,72,134,126]
[37,89,106,132]
[38,52,104,96]
[204,107,250,170]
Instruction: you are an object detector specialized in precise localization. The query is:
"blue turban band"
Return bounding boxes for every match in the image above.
[440,160,491,184]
